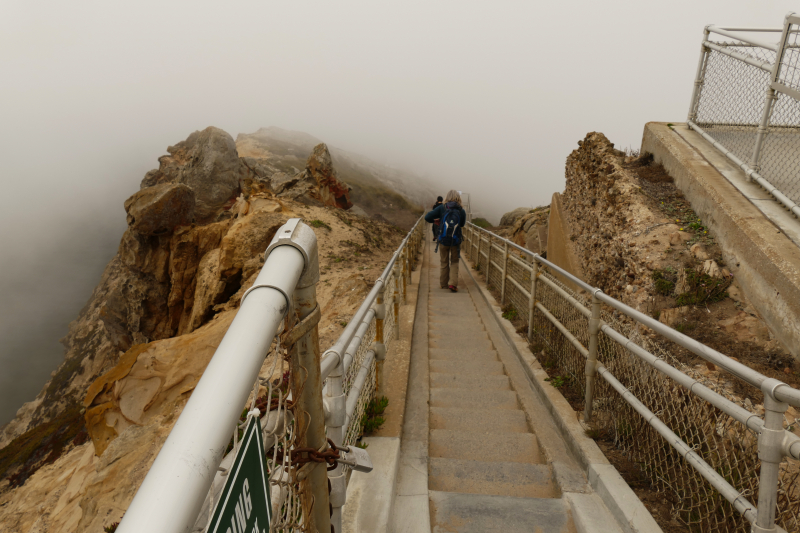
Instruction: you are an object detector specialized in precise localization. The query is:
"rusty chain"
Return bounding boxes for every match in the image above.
[268,438,340,472]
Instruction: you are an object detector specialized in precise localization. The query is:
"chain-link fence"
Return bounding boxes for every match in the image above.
[688,15,800,215]
[464,224,800,533]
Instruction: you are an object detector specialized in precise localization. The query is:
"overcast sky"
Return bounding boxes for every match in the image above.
[0,1,796,424]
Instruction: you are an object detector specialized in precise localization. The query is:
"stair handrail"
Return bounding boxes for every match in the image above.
[464,221,800,533]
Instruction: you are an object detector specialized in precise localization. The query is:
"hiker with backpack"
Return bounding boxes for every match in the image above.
[431,196,443,241]
[425,190,466,292]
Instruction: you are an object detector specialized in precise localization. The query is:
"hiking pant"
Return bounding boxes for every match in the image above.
[439,244,460,288]
[432,222,440,239]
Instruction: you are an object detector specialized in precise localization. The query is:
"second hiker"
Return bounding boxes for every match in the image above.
[425,190,466,292]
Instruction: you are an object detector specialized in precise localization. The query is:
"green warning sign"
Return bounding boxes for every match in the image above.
[208,415,271,533]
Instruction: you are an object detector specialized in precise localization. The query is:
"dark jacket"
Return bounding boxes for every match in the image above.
[425,201,466,242]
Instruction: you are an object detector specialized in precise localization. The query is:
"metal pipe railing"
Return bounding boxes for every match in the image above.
[118,221,314,533]
[462,222,800,532]
[688,12,800,219]
[322,216,424,533]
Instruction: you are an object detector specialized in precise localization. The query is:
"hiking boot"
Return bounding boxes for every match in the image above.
[448,285,458,292]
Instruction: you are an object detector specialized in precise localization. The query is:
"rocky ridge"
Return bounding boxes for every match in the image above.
[236,126,433,228]
[0,127,409,531]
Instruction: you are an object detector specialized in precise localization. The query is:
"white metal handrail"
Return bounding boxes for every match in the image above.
[322,215,424,532]
[117,220,316,533]
[116,216,425,533]
[464,222,800,533]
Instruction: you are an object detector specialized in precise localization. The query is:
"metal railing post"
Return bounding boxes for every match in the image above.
[374,284,387,395]
[325,363,346,533]
[401,248,408,302]
[500,241,509,304]
[289,264,330,533]
[583,291,602,423]
[750,17,792,177]
[528,257,539,341]
[393,262,401,339]
[687,27,711,122]
[754,379,789,533]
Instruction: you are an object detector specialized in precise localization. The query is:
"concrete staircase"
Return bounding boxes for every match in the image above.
[391,237,635,533]
[426,265,576,532]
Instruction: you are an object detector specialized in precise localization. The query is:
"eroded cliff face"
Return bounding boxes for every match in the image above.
[0,126,378,496]
[0,124,406,531]
[557,132,799,398]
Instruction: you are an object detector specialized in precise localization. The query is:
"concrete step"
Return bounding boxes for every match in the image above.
[429,316,485,328]
[429,491,574,533]
[429,458,557,498]
[429,429,542,463]
[430,372,510,391]
[428,298,478,317]
[430,407,529,433]
[429,331,490,345]
[429,322,487,337]
[429,359,505,376]
[430,388,518,410]
[429,336,494,352]
[428,346,498,362]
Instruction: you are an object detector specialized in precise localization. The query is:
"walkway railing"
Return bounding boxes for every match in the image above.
[117,216,424,533]
[687,12,800,217]
[464,222,800,533]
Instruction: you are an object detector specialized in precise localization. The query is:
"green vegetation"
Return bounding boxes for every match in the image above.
[502,306,518,321]
[309,219,332,230]
[472,217,491,229]
[360,396,389,435]
[674,269,731,306]
[651,270,676,296]
[104,522,120,533]
[544,375,570,388]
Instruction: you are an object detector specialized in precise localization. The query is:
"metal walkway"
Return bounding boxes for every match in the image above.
[393,237,626,533]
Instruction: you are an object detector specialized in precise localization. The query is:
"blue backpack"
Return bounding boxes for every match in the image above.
[436,205,462,251]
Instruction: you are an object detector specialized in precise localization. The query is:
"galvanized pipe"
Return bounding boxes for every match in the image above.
[290,283,330,533]
[688,27,711,122]
[703,40,774,72]
[467,221,800,407]
[528,258,538,341]
[117,245,305,533]
[706,26,780,51]
[321,218,423,377]
[536,302,589,358]
[595,363,759,525]
[583,292,602,422]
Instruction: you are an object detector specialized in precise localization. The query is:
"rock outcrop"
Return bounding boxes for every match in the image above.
[0,127,408,532]
[499,207,530,227]
[0,128,354,462]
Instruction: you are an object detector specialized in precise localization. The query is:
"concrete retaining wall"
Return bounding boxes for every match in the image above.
[547,192,586,292]
[642,122,800,358]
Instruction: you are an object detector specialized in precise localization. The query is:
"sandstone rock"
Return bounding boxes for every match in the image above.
[702,259,722,278]
[218,211,285,278]
[668,231,692,246]
[499,207,530,227]
[143,127,243,220]
[719,311,771,344]
[304,143,353,210]
[659,307,689,327]
[690,243,710,261]
[124,183,195,236]
[272,171,301,194]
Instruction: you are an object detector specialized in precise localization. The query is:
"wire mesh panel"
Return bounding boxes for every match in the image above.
[692,26,800,207]
[464,224,800,531]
